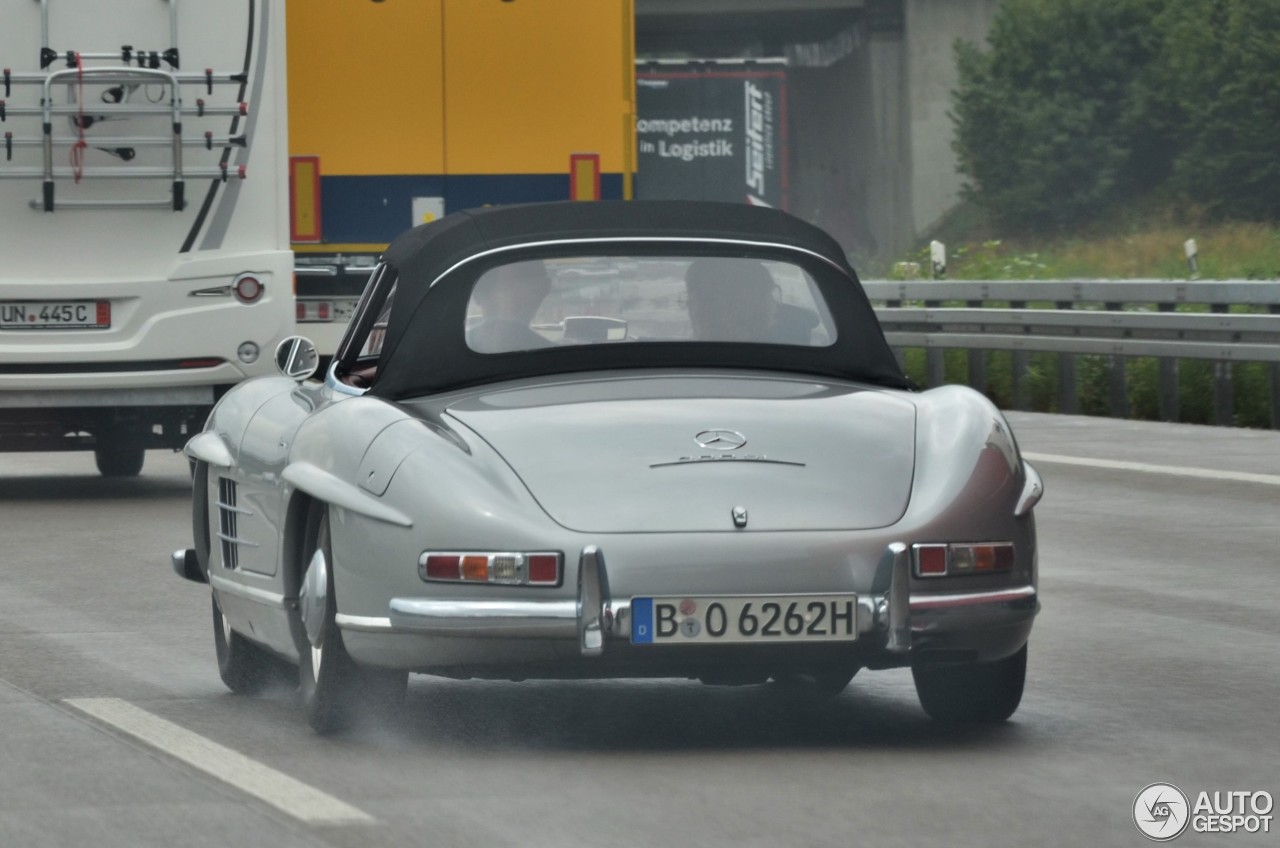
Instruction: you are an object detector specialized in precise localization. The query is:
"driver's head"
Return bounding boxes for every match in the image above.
[472,260,552,323]
[685,258,777,342]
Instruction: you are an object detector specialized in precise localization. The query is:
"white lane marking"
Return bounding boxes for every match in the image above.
[64,697,373,825]
[1023,451,1280,487]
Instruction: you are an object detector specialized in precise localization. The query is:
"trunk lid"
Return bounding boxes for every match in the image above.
[442,375,916,533]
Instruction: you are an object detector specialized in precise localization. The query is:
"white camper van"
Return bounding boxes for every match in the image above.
[0,0,292,476]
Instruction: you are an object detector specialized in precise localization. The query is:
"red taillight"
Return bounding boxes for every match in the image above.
[296,301,306,321]
[296,299,336,323]
[422,554,460,580]
[913,542,1014,578]
[419,552,562,586]
[916,544,948,577]
[232,273,264,304]
[527,554,559,585]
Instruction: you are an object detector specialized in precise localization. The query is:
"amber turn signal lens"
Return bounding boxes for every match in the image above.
[461,555,489,582]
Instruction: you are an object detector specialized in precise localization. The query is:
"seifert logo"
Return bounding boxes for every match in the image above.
[744,81,766,197]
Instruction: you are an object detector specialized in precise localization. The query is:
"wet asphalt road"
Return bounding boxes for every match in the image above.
[0,412,1277,848]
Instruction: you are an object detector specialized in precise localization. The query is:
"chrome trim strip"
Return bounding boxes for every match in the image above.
[426,237,848,292]
[909,585,1037,611]
[215,500,253,516]
[648,457,806,469]
[335,613,393,632]
[214,531,259,548]
[209,573,288,609]
[388,598,578,637]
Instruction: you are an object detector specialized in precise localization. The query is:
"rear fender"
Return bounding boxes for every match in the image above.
[907,385,1032,536]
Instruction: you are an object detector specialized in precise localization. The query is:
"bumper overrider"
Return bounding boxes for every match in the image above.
[330,543,1039,664]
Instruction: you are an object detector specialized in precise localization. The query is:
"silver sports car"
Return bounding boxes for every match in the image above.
[173,200,1043,733]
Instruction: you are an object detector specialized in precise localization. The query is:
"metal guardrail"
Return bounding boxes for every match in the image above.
[862,279,1280,429]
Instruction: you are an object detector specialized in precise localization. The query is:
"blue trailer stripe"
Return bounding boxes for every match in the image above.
[318,173,625,245]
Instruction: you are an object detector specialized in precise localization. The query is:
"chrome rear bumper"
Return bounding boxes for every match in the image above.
[338,544,1038,657]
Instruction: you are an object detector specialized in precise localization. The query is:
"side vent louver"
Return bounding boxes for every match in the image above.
[217,476,239,569]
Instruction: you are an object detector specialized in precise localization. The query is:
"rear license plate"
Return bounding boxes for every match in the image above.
[631,594,858,645]
[0,300,110,330]
[297,297,358,323]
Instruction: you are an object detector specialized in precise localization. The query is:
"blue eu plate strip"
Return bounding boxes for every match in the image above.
[631,597,654,644]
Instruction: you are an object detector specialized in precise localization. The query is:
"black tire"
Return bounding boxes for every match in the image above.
[298,507,406,733]
[191,461,211,578]
[95,441,145,477]
[912,643,1027,724]
[212,594,286,695]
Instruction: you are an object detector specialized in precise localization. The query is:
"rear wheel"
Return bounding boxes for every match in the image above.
[212,594,287,695]
[191,461,212,577]
[912,644,1027,724]
[298,506,406,733]
[95,441,145,477]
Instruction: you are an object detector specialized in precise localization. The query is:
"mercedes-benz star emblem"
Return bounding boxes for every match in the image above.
[694,429,747,451]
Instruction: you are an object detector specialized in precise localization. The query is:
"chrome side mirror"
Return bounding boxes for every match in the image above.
[274,336,320,380]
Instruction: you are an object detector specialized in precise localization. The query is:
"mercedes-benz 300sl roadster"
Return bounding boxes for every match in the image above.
[173,200,1043,733]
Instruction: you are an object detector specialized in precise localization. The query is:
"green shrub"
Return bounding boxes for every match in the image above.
[952,0,1166,233]
[1146,0,1280,220]
[952,0,1280,228]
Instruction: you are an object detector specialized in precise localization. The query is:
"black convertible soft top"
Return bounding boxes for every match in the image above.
[368,200,911,398]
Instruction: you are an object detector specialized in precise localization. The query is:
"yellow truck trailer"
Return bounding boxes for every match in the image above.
[287,0,637,352]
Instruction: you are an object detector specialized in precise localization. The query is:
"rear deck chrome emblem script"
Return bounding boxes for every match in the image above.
[651,428,803,468]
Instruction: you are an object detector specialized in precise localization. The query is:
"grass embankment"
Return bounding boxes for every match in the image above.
[938,221,1280,281]
[888,219,1280,428]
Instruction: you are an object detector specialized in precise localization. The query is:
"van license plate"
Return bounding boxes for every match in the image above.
[0,301,110,330]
